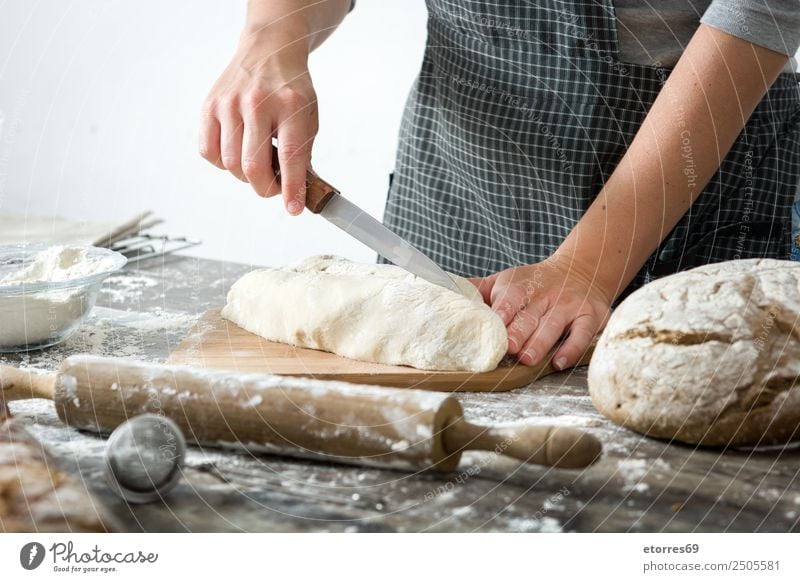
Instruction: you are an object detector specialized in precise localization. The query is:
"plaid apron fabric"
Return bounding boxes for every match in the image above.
[381,0,800,293]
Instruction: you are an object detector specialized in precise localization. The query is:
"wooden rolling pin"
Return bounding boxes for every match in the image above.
[0,356,601,471]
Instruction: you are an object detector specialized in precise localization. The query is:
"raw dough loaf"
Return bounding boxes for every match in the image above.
[221,255,507,372]
[588,259,800,446]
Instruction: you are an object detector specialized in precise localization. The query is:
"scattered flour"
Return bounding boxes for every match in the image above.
[245,395,263,407]
[103,274,158,303]
[117,310,198,332]
[507,516,563,532]
[617,458,671,493]
[618,459,650,493]
[543,499,566,511]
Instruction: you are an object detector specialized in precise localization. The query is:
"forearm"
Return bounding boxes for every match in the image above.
[555,24,788,301]
[240,0,351,64]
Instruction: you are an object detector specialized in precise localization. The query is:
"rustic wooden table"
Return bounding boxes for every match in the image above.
[3,255,799,532]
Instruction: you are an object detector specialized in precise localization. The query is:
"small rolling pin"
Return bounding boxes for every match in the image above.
[0,356,601,471]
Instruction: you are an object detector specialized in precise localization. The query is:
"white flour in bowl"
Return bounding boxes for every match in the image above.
[0,246,119,349]
[0,245,117,285]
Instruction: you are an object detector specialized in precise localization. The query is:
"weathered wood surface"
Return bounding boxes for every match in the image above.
[1,255,798,532]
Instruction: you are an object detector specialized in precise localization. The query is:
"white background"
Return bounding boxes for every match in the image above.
[0,0,427,267]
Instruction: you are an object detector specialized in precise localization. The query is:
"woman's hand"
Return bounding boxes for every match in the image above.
[199,23,319,215]
[471,255,612,370]
[199,1,351,213]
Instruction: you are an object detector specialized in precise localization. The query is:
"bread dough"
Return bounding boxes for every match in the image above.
[588,259,800,446]
[221,255,507,372]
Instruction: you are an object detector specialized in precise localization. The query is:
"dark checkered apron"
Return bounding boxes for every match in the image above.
[381,0,800,294]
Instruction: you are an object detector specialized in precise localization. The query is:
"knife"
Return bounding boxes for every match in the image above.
[270,146,462,295]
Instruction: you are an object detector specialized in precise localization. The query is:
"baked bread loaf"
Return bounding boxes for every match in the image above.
[0,400,109,532]
[588,259,800,446]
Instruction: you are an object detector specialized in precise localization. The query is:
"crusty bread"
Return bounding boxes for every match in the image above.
[0,401,109,532]
[588,259,800,447]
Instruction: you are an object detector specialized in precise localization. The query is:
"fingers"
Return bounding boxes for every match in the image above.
[198,103,224,169]
[489,272,531,326]
[479,261,609,370]
[276,98,315,215]
[506,301,547,355]
[218,98,246,182]
[551,315,600,371]
[199,67,318,215]
[240,88,280,198]
[518,308,569,366]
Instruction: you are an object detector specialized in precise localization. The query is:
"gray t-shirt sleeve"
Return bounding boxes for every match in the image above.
[700,0,800,55]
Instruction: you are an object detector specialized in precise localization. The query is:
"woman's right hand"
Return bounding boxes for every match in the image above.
[199,27,318,215]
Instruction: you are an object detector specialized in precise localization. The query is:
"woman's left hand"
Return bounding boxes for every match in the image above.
[470,255,613,370]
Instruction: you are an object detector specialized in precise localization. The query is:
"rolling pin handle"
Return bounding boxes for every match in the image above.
[271,145,339,214]
[0,365,56,402]
[442,417,602,469]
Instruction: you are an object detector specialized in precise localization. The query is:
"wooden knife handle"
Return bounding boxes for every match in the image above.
[271,145,339,213]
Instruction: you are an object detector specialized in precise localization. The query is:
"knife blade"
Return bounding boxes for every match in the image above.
[271,146,463,295]
[320,193,463,294]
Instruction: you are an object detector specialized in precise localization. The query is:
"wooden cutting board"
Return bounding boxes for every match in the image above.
[167,309,593,392]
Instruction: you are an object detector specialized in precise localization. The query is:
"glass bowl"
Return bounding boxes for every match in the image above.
[0,244,127,352]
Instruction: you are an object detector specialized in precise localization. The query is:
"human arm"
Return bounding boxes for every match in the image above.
[474,23,790,368]
[199,0,352,214]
